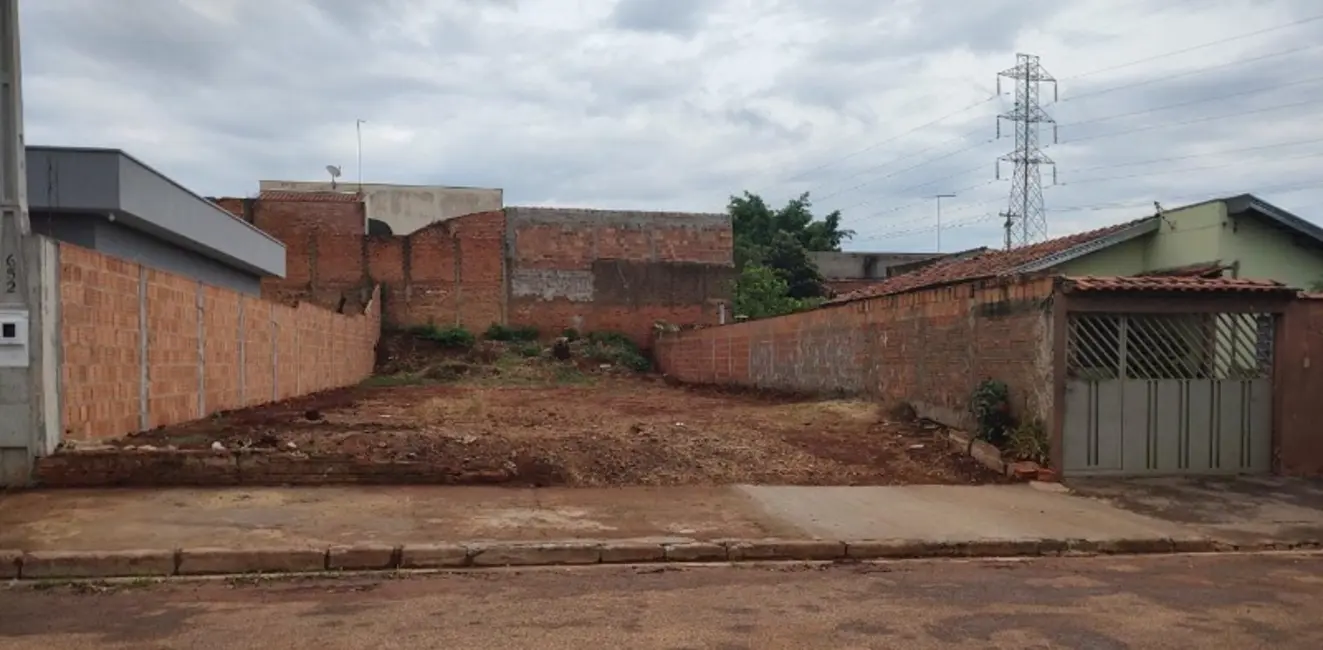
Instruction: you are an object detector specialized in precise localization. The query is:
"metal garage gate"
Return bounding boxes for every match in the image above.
[1062,311,1274,476]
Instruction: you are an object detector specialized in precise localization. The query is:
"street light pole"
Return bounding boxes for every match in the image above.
[934,193,955,253]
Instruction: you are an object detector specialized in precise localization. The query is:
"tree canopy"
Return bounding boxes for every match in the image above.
[728,191,854,319]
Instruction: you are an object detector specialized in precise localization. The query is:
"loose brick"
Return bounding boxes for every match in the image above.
[178,547,327,575]
[724,539,846,562]
[663,542,727,562]
[20,549,176,579]
[469,542,602,567]
[328,545,399,570]
[0,550,21,579]
[400,543,469,569]
[600,541,666,564]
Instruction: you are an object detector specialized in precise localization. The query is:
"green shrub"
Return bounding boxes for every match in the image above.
[514,342,543,358]
[484,323,540,342]
[582,330,651,372]
[561,327,581,342]
[969,379,1013,445]
[410,323,475,349]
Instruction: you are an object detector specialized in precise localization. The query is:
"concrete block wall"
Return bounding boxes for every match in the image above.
[58,243,381,441]
[655,275,1059,431]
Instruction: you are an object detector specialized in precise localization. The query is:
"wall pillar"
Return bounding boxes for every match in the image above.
[0,235,60,486]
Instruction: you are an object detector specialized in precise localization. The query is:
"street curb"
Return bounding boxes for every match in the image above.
[2,537,1318,581]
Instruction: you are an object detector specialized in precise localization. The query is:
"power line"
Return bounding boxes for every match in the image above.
[1050,180,1321,213]
[1060,13,1323,82]
[1061,43,1321,103]
[1068,135,1323,173]
[1059,96,1320,144]
[1060,74,1323,128]
[1055,150,1323,187]
[780,94,999,184]
[815,135,996,202]
[832,163,986,213]
[851,178,1001,223]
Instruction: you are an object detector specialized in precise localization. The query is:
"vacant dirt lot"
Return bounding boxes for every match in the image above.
[113,375,999,487]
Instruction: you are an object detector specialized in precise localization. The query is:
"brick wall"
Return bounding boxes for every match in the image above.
[1275,296,1323,475]
[655,275,1059,430]
[506,207,733,345]
[216,197,734,346]
[58,243,381,441]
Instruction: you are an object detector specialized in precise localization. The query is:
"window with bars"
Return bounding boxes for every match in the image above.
[1067,313,1274,381]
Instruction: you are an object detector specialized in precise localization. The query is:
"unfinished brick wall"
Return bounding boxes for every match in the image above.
[217,196,734,345]
[506,207,733,345]
[655,275,1059,430]
[58,243,381,441]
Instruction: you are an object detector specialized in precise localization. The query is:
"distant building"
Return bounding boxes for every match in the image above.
[256,180,503,236]
[810,249,986,296]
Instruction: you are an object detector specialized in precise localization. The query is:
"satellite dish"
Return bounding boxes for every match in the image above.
[326,165,341,178]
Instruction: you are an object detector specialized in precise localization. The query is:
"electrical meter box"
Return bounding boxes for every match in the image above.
[0,309,29,368]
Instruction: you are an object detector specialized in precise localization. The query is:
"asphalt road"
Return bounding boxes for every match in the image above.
[1,553,1321,649]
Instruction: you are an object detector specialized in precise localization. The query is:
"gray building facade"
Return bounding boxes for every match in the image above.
[27,147,285,294]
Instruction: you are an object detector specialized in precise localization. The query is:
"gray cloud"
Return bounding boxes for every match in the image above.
[18,0,1323,250]
[610,0,714,37]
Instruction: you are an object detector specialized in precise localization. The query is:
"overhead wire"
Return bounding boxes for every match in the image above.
[1059,13,1323,82]
[1059,74,1323,127]
[1059,97,1321,144]
[1060,43,1322,103]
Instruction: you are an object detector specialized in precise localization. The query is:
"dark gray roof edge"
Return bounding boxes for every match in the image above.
[1007,218,1161,275]
[1223,193,1323,247]
[29,145,283,247]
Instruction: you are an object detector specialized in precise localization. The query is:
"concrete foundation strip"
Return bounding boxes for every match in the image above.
[1,537,1318,581]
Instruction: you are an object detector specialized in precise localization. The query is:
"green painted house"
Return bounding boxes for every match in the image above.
[831,193,1323,302]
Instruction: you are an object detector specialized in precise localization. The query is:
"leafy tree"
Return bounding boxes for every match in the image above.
[727,191,853,317]
[733,265,818,320]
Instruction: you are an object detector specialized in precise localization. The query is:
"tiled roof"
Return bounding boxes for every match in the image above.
[258,190,362,203]
[1063,275,1294,294]
[826,218,1154,304]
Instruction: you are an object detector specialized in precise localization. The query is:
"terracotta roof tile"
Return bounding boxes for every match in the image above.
[1064,275,1294,294]
[258,190,362,203]
[826,218,1153,304]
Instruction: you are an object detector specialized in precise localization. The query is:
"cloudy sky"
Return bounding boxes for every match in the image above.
[20,0,1323,252]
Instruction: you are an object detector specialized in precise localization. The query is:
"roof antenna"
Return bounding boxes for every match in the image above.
[1154,201,1175,229]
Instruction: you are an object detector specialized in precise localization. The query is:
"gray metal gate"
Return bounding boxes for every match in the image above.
[1063,311,1274,476]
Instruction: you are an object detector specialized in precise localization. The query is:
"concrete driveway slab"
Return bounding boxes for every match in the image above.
[1066,476,1323,546]
[735,484,1193,541]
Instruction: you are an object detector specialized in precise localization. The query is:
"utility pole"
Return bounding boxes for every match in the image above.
[934,193,955,253]
[996,53,1057,249]
[355,119,366,193]
[0,0,27,311]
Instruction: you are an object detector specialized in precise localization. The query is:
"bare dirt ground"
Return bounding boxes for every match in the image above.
[105,332,1002,487]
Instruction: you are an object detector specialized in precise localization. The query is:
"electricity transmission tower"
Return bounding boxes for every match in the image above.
[996,53,1057,249]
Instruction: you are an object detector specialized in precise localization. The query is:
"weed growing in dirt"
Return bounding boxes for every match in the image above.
[361,374,425,387]
[583,331,652,372]
[409,323,476,349]
[561,327,581,341]
[514,342,543,358]
[1007,418,1049,466]
[552,364,591,385]
[484,323,540,342]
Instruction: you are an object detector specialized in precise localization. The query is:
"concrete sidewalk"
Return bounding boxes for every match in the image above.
[0,483,1201,552]
[0,482,1316,580]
